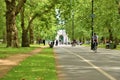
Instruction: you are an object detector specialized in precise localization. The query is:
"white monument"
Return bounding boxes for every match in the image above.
[55,29,69,45]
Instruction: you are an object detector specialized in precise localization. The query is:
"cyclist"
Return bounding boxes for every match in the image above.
[92,33,98,52]
[71,39,77,46]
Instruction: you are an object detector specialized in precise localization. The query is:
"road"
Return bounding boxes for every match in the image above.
[54,45,120,80]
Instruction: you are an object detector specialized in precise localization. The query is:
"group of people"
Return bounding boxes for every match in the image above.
[37,32,99,49]
[71,33,98,49]
[38,39,45,45]
[39,33,117,50]
[92,33,118,50]
[49,40,59,48]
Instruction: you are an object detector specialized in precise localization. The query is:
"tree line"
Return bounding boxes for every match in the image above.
[0,0,120,48]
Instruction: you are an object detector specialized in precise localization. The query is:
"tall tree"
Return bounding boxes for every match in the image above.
[20,0,57,47]
[5,0,26,47]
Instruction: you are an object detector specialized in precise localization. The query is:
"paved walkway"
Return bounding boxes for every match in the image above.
[54,45,120,80]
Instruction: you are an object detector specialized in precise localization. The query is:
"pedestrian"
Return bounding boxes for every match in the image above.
[43,39,45,45]
[52,40,54,46]
[106,40,110,49]
[55,40,58,46]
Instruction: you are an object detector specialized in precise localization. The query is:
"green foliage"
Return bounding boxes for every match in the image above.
[94,0,118,36]
[24,0,57,41]
[57,0,120,41]
[1,0,120,43]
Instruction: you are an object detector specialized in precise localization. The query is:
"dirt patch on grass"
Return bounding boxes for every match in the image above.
[0,48,41,78]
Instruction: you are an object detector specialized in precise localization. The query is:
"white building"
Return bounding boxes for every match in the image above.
[55,29,69,45]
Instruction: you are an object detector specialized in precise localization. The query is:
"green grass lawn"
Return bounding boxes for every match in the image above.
[0,44,36,58]
[0,48,57,80]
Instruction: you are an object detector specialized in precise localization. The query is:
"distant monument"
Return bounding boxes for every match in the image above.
[55,29,69,45]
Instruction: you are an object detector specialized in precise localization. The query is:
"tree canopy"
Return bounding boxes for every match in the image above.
[0,0,120,47]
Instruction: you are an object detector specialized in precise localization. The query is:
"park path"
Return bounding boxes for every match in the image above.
[0,47,42,78]
[54,45,120,80]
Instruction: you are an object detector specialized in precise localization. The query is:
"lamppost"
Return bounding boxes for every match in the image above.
[71,0,74,41]
[72,11,74,41]
[91,0,94,50]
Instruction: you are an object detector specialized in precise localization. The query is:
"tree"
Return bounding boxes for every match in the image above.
[5,0,26,47]
[3,0,120,47]
[20,0,57,47]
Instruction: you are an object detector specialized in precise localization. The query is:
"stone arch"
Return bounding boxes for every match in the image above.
[55,30,69,45]
[59,35,64,44]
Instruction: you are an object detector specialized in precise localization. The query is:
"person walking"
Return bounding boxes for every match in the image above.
[43,39,45,45]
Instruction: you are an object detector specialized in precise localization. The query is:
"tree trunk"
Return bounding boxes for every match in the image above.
[29,25,34,44]
[20,6,30,47]
[5,0,19,47]
[22,30,30,47]
[108,29,113,41]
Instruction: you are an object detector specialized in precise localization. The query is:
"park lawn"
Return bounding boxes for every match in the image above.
[0,48,57,80]
[0,44,49,59]
[0,44,37,58]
